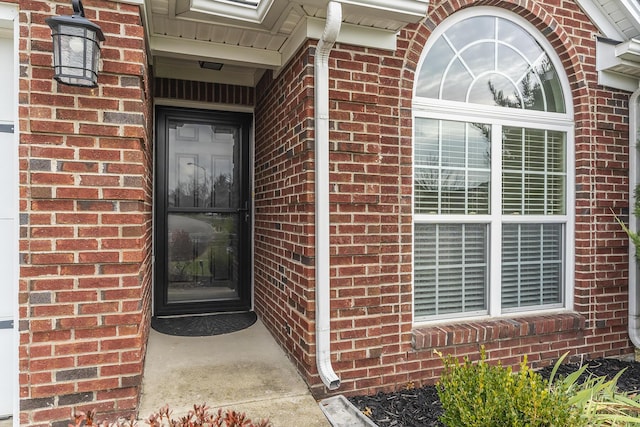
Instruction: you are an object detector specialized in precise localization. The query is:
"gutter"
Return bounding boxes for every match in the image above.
[629,88,640,348]
[315,0,341,390]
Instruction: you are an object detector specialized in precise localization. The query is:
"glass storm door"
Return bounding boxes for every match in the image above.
[155,107,252,315]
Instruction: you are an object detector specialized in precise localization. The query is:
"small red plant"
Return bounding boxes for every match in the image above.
[71,404,271,427]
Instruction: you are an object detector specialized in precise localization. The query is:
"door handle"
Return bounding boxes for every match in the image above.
[237,202,250,222]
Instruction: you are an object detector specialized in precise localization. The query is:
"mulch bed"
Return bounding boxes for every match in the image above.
[348,358,640,427]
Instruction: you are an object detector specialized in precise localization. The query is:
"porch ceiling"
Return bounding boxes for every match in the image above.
[143,0,429,87]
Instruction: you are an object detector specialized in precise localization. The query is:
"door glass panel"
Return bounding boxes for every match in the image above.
[168,122,238,209]
[167,213,239,303]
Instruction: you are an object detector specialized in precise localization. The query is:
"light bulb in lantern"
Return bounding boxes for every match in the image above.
[69,36,84,53]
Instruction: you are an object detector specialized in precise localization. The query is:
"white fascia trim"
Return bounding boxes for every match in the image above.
[292,0,428,23]
[280,15,397,72]
[599,70,640,92]
[576,0,625,39]
[113,0,144,5]
[338,0,428,22]
[596,37,640,91]
[177,0,275,24]
[306,17,397,50]
[149,34,282,68]
[617,38,640,62]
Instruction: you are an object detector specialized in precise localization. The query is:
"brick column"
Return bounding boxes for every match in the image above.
[18,0,152,424]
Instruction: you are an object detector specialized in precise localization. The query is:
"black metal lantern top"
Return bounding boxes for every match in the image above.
[46,0,105,87]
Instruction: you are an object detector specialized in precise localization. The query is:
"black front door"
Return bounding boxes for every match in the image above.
[154,107,252,315]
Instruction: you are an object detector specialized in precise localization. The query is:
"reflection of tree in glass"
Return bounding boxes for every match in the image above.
[487,58,555,111]
[488,71,537,109]
[487,58,552,111]
[213,173,231,208]
[415,157,466,213]
[168,173,233,208]
[169,229,193,281]
[415,162,465,192]
[471,123,492,165]
[203,215,235,282]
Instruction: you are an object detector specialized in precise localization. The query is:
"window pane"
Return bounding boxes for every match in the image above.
[535,58,565,113]
[442,59,473,102]
[446,16,495,50]
[441,168,466,213]
[547,130,565,172]
[460,41,495,76]
[415,15,566,113]
[414,168,440,213]
[468,170,490,214]
[502,223,563,309]
[414,118,490,215]
[469,73,520,107]
[414,223,488,318]
[524,173,545,214]
[502,127,566,215]
[498,44,530,84]
[440,121,466,166]
[497,19,542,63]
[469,124,491,168]
[414,119,439,165]
[416,37,455,98]
[524,129,546,171]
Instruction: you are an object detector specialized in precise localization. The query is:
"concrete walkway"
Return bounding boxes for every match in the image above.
[138,318,330,427]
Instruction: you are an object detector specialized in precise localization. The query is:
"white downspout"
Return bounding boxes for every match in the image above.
[315,0,341,390]
[629,88,640,348]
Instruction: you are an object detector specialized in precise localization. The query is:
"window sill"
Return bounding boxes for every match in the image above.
[412,312,585,351]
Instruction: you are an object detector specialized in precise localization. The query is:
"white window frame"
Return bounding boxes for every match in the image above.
[412,7,575,324]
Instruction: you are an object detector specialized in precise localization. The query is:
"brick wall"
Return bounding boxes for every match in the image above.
[253,37,414,394]
[253,43,318,383]
[254,0,635,398]
[18,0,152,424]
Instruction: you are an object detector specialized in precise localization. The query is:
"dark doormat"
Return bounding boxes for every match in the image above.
[151,311,257,337]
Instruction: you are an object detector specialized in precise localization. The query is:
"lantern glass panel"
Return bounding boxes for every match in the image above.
[51,23,101,87]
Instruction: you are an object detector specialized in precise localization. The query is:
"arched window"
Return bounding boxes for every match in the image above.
[412,8,574,322]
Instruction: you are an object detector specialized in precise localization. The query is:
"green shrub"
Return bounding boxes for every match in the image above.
[435,348,582,427]
[548,353,640,426]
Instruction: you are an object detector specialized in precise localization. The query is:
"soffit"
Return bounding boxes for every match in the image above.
[145,0,429,87]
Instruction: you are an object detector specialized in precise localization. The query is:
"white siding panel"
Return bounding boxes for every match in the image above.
[0,131,14,220]
[0,36,12,122]
[0,328,14,416]
[0,219,15,319]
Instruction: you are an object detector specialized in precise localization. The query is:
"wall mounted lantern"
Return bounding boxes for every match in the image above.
[46,0,105,87]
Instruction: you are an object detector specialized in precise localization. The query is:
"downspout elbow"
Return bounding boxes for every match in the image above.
[315,0,341,391]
